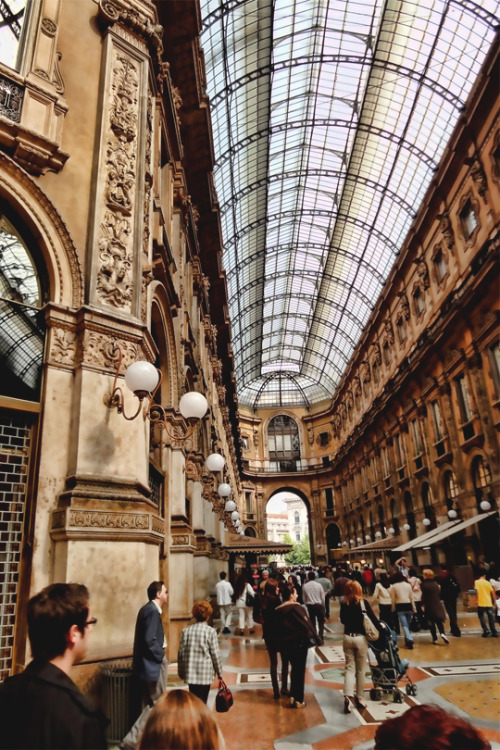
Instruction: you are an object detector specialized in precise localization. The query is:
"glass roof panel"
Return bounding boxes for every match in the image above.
[200,0,500,408]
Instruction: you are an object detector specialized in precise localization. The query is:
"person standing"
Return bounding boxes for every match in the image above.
[261,578,290,699]
[474,572,498,638]
[437,565,461,637]
[121,581,168,749]
[0,583,107,749]
[316,568,333,618]
[390,571,415,649]
[215,572,234,634]
[302,570,326,642]
[233,570,255,635]
[340,580,381,714]
[421,569,449,644]
[373,573,394,630]
[177,601,223,704]
[276,585,320,709]
[395,557,410,579]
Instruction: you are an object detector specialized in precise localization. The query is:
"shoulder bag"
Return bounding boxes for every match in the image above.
[245,585,255,607]
[360,601,379,642]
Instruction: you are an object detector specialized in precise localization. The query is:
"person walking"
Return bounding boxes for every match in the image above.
[421,569,449,644]
[437,565,461,636]
[373,573,394,630]
[390,571,416,649]
[275,584,320,709]
[121,581,168,749]
[408,567,424,628]
[340,580,381,714]
[215,572,234,634]
[474,572,498,638]
[0,583,107,750]
[233,570,255,635]
[302,570,326,642]
[177,600,223,704]
[261,578,290,699]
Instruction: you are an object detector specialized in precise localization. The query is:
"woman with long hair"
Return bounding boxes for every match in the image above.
[233,569,255,636]
[421,569,449,645]
[138,689,225,750]
[275,585,320,709]
[261,578,290,699]
[340,579,381,714]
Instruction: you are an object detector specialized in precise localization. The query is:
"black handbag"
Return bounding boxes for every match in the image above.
[410,613,421,632]
[215,678,233,712]
[245,590,255,607]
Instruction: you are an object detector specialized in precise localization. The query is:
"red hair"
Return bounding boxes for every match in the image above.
[374,704,490,750]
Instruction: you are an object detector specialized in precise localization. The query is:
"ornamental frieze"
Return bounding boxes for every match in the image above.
[69,510,148,528]
[84,332,138,371]
[50,507,164,543]
[50,327,77,367]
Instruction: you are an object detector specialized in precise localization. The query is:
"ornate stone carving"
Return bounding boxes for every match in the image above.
[438,212,455,250]
[84,333,138,371]
[384,317,394,345]
[96,51,140,310]
[51,328,76,366]
[69,510,148,528]
[465,154,488,196]
[372,342,382,366]
[41,18,57,35]
[397,290,411,320]
[0,75,24,123]
[413,256,430,289]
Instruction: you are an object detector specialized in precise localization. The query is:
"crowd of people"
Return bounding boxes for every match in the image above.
[0,557,497,749]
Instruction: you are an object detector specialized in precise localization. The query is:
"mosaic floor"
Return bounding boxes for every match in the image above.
[171,600,500,750]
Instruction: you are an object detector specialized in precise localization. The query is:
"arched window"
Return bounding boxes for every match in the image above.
[422,483,436,528]
[0,213,46,401]
[390,498,400,535]
[294,511,300,524]
[472,455,493,509]
[268,414,300,472]
[0,0,29,69]
[444,471,459,510]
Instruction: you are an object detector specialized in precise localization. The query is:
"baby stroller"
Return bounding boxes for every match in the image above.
[368,621,417,703]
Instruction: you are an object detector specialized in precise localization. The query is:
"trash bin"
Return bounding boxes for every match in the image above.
[99,658,133,745]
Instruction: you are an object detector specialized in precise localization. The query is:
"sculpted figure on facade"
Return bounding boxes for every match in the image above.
[438,212,455,250]
[397,290,411,321]
[465,154,488,196]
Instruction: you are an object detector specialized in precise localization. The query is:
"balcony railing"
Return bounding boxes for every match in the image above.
[242,457,331,474]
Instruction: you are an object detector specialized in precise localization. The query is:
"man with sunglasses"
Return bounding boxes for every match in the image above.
[0,582,107,749]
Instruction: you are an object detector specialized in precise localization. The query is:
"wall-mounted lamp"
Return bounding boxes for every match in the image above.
[218,483,231,498]
[447,508,458,520]
[375,531,382,538]
[349,539,355,545]
[105,349,208,444]
[224,499,236,513]
[205,453,225,472]
[388,527,395,535]
[356,537,362,544]
[403,523,410,531]
[422,517,431,526]
[480,500,492,512]
[365,535,371,542]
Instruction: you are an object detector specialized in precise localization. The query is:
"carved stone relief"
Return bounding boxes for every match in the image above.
[397,290,411,321]
[96,51,140,311]
[50,327,77,367]
[413,256,430,289]
[438,212,455,251]
[84,332,138,371]
[465,154,488,196]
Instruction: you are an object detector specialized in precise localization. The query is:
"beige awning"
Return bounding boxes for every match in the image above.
[223,532,293,555]
[392,511,497,552]
[347,537,399,553]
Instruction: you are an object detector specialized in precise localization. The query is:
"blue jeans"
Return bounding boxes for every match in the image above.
[478,607,497,635]
[397,610,413,644]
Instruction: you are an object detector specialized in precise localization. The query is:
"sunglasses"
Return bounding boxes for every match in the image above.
[85,617,98,627]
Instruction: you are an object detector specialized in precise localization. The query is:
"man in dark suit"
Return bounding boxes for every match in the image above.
[0,583,107,749]
[121,581,168,749]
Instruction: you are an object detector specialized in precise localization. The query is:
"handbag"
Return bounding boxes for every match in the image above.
[360,601,379,642]
[410,612,421,632]
[215,678,233,712]
[245,589,255,607]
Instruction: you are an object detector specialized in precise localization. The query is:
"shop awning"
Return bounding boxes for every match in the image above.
[392,512,497,552]
[347,537,399,554]
[223,532,293,556]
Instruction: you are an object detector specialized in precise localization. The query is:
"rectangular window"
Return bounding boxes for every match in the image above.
[395,434,405,468]
[0,0,29,69]
[325,487,334,515]
[413,288,424,315]
[411,419,422,455]
[245,492,252,514]
[490,343,500,397]
[431,400,444,441]
[455,375,473,423]
[396,317,406,343]
[433,249,447,283]
[460,199,478,238]
[381,446,390,477]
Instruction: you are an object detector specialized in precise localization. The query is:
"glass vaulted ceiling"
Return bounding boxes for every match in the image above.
[199,0,500,409]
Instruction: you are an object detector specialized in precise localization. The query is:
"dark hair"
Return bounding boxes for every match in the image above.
[28,583,89,660]
[139,689,222,750]
[281,584,295,602]
[234,571,249,599]
[192,600,212,622]
[219,571,227,580]
[379,573,389,587]
[307,571,316,581]
[262,578,280,606]
[374,704,490,750]
[391,571,405,584]
[147,581,165,601]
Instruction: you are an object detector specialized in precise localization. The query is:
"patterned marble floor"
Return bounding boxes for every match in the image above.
[176,601,500,750]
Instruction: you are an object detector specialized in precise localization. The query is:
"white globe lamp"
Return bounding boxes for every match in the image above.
[124,361,159,397]
[218,483,231,498]
[403,523,410,531]
[205,453,225,472]
[224,499,236,513]
[388,527,395,535]
[179,391,208,420]
[230,510,240,521]
[447,509,458,520]
[422,517,431,526]
[480,500,492,512]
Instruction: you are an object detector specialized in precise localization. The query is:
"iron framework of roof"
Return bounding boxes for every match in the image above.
[199,0,500,409]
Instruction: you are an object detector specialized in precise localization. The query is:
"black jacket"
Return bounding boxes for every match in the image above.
[0,660,107,749]
[132,600,166,682]
[275,601,322,650]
